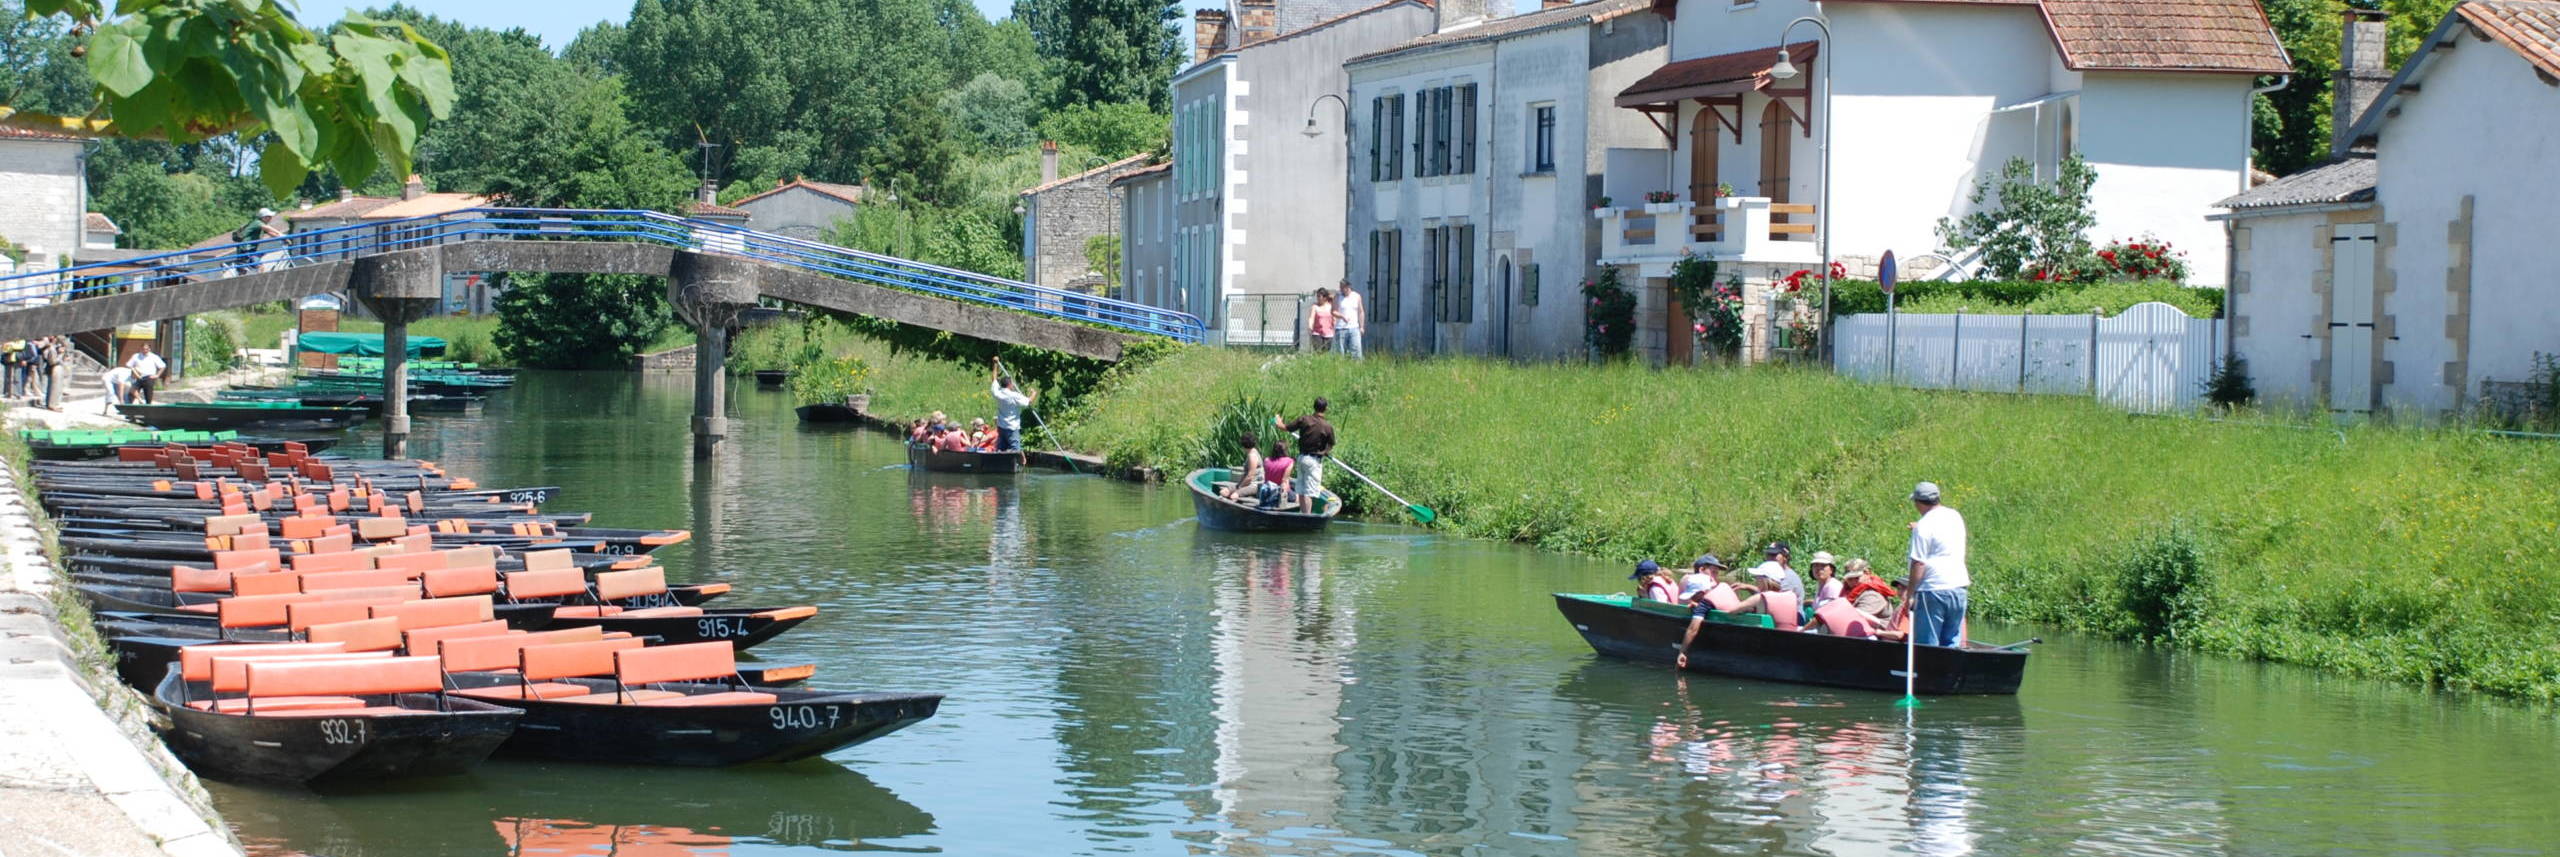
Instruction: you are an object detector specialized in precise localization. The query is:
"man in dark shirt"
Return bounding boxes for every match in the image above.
[1276,397,1335,514]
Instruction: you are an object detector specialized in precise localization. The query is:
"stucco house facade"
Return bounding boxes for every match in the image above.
[730,178,868,241]
[2216,1,2560,418]
[1345,0,1668,359]
[1168,0,1439,343]
[1597,0,2287,364]
[0,127,88,285]
[1114,162,1177,312]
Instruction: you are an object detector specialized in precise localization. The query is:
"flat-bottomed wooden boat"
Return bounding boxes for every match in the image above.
[1553,593,2028,695]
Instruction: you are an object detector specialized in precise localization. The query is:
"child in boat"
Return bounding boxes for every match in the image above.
[935,424,974,453]
[1255,439,1294,509]
[1222,432,1265,500]
[969,419,998,451]
[1631,560,1679,604]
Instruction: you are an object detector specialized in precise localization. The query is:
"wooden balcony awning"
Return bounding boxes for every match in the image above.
[1614,41,1819,109]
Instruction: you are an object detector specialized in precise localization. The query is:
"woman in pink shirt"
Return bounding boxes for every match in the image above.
[1308,288,1337,351]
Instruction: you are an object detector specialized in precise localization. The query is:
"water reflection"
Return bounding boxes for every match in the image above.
[229,763,933,856]
[1202,534,1353,855]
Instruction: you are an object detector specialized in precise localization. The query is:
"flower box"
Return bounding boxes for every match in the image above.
[1643,201,1694,215]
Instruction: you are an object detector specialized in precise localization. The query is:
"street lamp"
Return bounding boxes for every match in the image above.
[1302,93,1348,138]
[1769,15,1834,364]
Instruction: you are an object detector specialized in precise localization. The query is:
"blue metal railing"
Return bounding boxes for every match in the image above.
[0,207,1208,343]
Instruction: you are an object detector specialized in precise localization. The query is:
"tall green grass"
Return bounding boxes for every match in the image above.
[1050,346,2560,700]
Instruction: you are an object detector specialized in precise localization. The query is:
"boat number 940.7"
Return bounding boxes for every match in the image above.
[769,705,842,731]
[696,618,744,638]
[318,719,367,745]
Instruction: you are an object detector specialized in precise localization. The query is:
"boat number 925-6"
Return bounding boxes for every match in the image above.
[769,705,842,731]
[696,618,743,638]
[504,490,551,503]
[318,719,367,745]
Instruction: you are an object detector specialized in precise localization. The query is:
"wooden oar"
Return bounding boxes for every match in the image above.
[1325,456,1435,524]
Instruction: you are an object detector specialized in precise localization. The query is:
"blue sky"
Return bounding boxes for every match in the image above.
[290,0,1235,52]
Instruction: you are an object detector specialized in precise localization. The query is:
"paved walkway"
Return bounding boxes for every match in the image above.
[3,366,289,433]
[0,465,243,857]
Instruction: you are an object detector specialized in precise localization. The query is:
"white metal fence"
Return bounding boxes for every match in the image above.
[1834,302,2227,413]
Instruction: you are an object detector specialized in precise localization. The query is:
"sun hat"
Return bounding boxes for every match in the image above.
[1751,565,1784,580]
[1692,554,1727,570]
[1809,551,1837,567]
[1628,559,1661,580]
[1911,481,1941,502]
[257,207,275,218]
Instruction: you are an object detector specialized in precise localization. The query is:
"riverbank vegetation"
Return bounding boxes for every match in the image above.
[839,340,2560,700]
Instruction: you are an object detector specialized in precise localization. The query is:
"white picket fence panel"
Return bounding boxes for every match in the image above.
[1834,302,2227,413]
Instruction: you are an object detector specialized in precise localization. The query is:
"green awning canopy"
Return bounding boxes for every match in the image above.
[296,331,448,357]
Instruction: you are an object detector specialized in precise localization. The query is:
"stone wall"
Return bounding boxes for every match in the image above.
[1024,159,1149,292]
[0,138,86,270]
[632,344,697,373]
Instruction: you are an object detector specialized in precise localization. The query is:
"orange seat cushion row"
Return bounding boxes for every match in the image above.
[186,695,364,713]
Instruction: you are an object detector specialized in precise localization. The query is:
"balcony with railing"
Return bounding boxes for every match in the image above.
[1595,197,1820,275]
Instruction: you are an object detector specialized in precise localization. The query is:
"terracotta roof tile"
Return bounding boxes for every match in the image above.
[289,196,400,220]
[0,125,84,142]
[732,178,867,208]
[1618,41,1817,106]
[83,212,120,235]
[1351,0,1650,65]
[2039,0,2291,74]
[1021,153,1153,196]
[684,199,750,218]
[363,193,488,219]
[1109,161,1175,186]
[2459,0,2560,80]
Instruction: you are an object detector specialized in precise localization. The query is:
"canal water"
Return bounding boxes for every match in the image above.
[207,372,2558,857]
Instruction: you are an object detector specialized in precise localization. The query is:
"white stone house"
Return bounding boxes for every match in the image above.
[0,126,88,284]
[2216,1,2560,418]
[1345,0,1669,359]
[1599,0,2288,364]
[730,178,868,241]
[1019,144,1152,292]
[1168,0,1439,343]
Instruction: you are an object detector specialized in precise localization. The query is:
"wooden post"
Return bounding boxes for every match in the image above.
[2087,309,2101,396]
[2017,313,2029,393]
[1950,312,1963,388]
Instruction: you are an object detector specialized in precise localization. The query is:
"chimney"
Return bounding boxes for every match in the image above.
[1040,141,1060,184]
[338,187,355,202]
[1194,9,1230,65]
[1438,0,1496,31]
[1542,0,1572,8]
[2332,7,2390,155]
[401,174,425,201]
[698,178,718,207]
[1237,0,1277,44]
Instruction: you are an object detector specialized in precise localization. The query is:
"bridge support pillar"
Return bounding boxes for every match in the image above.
[670,252,761,458]
[355,253,444,460]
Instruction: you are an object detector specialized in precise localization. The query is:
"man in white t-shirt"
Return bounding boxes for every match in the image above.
[989,357,1036,451]
[1901,481,1970,647]
[125,345,168,404]
[1331,280,1365,359]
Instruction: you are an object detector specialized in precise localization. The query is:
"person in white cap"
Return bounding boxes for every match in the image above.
[1807,551,1842,608]
[253,207,287,271]
[1900,481,1969,647]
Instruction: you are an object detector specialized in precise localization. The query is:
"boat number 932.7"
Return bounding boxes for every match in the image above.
[769,705,842,731]
[696,618,743,638]
[318,719,367,745]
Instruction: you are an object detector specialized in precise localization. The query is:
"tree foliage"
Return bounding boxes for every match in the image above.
[1013,0,1180,110]
[492,273,674,369]
[944,73,1039,152]
[6,0,457,198]
[2254,0,2462,176]
[1037,100,1167,160]
[1937,155,2101,282]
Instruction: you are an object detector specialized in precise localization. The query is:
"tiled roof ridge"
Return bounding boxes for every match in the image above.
[2457,0,2560,80]
[1022,152,1155,196]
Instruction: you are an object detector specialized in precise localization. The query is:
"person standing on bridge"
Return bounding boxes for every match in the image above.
[990,357,1037,452]
[125,344,167,405]
[251,208,287,272]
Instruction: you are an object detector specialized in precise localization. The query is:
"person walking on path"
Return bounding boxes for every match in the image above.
[1274,397,1335,514]
[35,337,61,409]
[125,344,167,405]
[1332,280,1365,359]
[1307,288,1337,352]
[1899,481,1970,647]
[989,357,1036,452]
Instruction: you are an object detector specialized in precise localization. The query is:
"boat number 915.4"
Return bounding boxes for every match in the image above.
[769,705,842,731]
[318,719,367,745]
[697,618,742,638]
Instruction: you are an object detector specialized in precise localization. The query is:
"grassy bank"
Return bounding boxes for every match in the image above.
[1022,347,2557,700]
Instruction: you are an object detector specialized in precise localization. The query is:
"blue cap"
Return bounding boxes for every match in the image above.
[1693,554,1726,570]
[1628,559,1661,580]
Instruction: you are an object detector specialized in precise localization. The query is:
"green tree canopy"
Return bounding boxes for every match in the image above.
[4,0,457,198]
[1013,0,1180,110]
[1038,101,1167,160]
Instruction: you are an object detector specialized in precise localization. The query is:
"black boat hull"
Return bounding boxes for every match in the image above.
[1553,593,2028,695]
[543,608,812,651]
[793,404,861,423]
[1184,468,1337,533]
[117,403,369,431]
[753,369,790,388]
[152,672,520,784]
[447,673,939,766]
[905,443,1023,474]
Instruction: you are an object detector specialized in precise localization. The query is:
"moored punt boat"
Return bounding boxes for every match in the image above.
[18,429,342,461]
[542,604,818,651]
[905,443,1023,474]
[794,402,862,423]
[440,639,939,766]
[753,369,790,388]
[1551,593,2029,695]
[1184,468,1339,533]
[117,401,370,431]
[151,649,520,784]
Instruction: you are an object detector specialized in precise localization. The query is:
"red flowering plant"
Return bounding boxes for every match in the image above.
[1582,266,1637,358]
[2096,236,2189,282]
[1644,190,1680,204]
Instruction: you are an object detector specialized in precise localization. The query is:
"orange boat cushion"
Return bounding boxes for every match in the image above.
[305,617,404,652]
[353,517,407,541]
[422,564,501,598]
[617,606,703,619]
[244,655,442,698]
[286,599,399,632]
[216,593,318,628]
[372,551,444,576]
[230,572,303,597]
[370,596,494,631]
[521,548,575,572]
[170,566,233,594]
[313,584,424,603]
[615,641,737,686]
[591,568,668,602]
[288,552,374,574]
[202,513,263,537]
[229,532,272,552]
[519,637,646,681]
[207,652,392,692]
[548,605,620,619]
[179,642,350,682]
[213,549,283,572]
[639,691,779,707]
[402,620,511,655]
[298,568,415,592]
[278,516,336,540]
[502,568,587,600]
[436,626,605,672]
[441,545,497,568]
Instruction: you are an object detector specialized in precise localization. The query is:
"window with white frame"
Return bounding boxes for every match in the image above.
[1530,104,1556,173]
